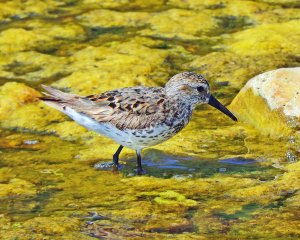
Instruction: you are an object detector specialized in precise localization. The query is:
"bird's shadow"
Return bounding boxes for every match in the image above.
[110,149,283,180]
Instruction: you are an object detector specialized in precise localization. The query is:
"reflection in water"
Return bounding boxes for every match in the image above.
[109,149,283,180]
[219,157,257,164]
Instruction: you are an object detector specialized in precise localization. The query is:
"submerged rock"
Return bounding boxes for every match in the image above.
[231,67,300,138]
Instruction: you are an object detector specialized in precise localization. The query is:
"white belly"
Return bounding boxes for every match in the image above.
[64,107,173,150]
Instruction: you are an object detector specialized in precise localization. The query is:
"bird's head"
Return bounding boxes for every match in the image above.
[165,72,237,121]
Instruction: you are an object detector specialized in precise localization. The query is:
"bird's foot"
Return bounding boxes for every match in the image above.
[136,167,146,175]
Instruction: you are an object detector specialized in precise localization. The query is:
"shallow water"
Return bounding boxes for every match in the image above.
[0,0,300,239]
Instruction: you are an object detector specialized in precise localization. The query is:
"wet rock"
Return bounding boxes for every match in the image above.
[231,67,300,138]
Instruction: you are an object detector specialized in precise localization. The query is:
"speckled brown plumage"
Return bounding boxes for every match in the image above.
[40,72,237,174]
[84,87,169,130]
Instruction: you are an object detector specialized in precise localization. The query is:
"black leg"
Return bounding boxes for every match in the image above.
[136,149,144,175]
[113,145,124,167]
[94,145,124,172]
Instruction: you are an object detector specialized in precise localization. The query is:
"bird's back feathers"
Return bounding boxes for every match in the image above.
[40,85,171,130]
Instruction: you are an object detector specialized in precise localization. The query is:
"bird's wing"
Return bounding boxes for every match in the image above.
[41,85,168,130]
[84,87,168,130]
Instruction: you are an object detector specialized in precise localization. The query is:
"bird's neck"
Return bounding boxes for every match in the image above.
[164,97,194,127]
[168,92,198,109]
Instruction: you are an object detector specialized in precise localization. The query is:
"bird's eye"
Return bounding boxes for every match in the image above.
[197,86,204,92]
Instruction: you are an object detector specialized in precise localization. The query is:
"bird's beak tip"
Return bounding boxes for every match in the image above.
[208,95,238,122]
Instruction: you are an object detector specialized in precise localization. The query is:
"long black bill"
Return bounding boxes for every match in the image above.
[208,95,237,122]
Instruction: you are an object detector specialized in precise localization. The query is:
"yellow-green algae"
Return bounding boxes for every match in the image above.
[0,0,300,239]
[230,88,292,138]
[140,9,218,40]
[226,20,300,56]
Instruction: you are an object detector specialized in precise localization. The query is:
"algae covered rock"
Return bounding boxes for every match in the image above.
[231,67,300,138]
[0,82,40,120]
[82,0,165,10]
[226,20,300,56]
[53,38,191,95]
[23,217,81,236]
[0,51,69,84]
[77,9,150,28]
[0,28,50,54]
[0,82,67,132]
[154,190,197,207]
[141,9,217,40]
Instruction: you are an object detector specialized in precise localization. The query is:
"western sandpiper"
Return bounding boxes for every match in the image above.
[41,72,237,174]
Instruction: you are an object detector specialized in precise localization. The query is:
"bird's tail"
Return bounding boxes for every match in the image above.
[40,85,94,113]
[40,85,81,112]
[40,85,79,101]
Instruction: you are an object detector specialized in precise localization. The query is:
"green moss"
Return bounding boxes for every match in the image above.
[0,51,69,85]
[187,52,292,89]
[0,28,51,54]
[0,0,61,22]
[227,20,300,56]
[0,178,36,198]
[77,9,150,28]
[230,88,293,138]
[228,209,300,239]
[82,0,165,10]
[141,9,218,40]
[0,82,40,120]
[23,217,81,235]
[154,190,197,207]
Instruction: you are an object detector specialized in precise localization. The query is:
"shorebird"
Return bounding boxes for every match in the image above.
[41,72,237,174]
